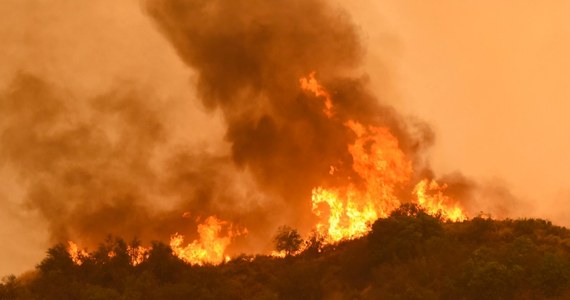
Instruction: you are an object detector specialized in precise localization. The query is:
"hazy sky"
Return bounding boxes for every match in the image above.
[2,0,570,275]
[348,0,570,220]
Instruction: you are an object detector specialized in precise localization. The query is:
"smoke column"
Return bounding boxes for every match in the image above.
[147,0,436,229]
[0,0,469,260]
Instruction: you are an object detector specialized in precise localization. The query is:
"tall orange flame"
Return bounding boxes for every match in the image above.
[311,121,413,242]
[301,72,466,244]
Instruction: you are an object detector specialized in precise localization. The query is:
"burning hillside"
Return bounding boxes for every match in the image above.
[65,72,465,265]
[302,72,465,244]
[0,0,479,268]
[4,1,570,298]
[7,208,570,299]
[2,0,533,272]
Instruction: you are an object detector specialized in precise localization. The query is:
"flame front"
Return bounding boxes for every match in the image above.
[67,215,243,266]
[301,72,466,244]
[170,216,245,266]
[67,241,150,266]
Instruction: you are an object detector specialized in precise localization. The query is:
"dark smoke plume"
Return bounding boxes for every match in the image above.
[0,74,271,251]
[0,74,161,244]
[0,0,476,255]
[147,0,435,229]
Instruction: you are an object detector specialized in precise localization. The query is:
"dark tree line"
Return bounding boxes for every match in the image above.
[3,204,570,299]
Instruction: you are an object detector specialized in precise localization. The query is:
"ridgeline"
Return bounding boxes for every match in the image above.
[3,204,570,300]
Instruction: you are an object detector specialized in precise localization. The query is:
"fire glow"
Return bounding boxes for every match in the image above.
[67,73,466,265]
[66,215,245,266]
[66,241,150,266]
[302,72,466,244]
[170,216,247,266]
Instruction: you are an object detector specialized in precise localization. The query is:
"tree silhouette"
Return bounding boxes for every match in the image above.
[274,226,303,256]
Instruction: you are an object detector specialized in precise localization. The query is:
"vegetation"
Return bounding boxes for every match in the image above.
[273,226,303,256]
[3,204,570,299]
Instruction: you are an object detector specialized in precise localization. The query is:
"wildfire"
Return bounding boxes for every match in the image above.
[66,215,243,266]
[170,216,246,266]
[301,72,467,244]
[66,73,465,264]
[414,179,466,221]
[66,241,150,266]
[67,241,89,265]
[127,245,149,266]
[311,121,413,243]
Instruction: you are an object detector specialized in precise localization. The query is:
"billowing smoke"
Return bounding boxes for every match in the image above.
[0,74,163,244]
[0,73,272,251]
[0,0,504,257]
[146,0,436,226]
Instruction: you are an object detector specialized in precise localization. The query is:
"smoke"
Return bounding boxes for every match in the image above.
[0,74,160,244]
[0,73,271,251]
[0,0,523,263]
[146,0,436,227]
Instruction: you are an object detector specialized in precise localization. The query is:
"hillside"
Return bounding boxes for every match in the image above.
[2,204,570,300]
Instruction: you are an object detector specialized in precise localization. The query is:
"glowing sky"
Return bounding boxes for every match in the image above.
[2,0,570,275]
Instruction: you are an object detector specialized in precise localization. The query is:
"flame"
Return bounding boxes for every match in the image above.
[270,250,287,258]
[65,72,466,263]
[67,241,150,266]
[66,216,243,266]
[127,245,150,266]
[301,72,467,244]
[300,71,333,118]
[170,216,245,266]
[414,179,466,221]
[311,121,412,243]
[67,241,89,265]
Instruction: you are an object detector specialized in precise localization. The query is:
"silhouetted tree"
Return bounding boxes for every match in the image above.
[139,241,186,283]
[274,226,303,256]
[32,243,81,299]
[369,203,443,262]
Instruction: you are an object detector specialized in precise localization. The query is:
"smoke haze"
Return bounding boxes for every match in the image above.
[2,0,570,275]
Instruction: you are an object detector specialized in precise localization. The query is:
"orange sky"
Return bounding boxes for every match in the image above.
[1,0,570,275]
[344,0,570,218]
[365,1,570,216]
